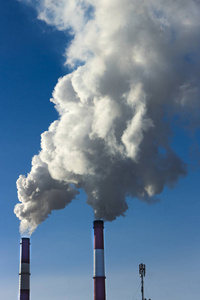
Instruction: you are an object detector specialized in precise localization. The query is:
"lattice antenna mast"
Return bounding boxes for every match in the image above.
[139,264,151,300]
[139,263,146,300]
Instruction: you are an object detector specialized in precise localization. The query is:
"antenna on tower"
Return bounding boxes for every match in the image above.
[139,263,151,300]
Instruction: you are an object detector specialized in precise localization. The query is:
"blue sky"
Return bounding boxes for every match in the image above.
[0,1,200,300]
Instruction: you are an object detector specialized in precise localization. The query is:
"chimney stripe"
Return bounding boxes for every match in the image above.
[20,263,30,274]
[94,278,106,300]
[19,274,30,290]
[20,238,30,264]
[19,290,29,300]
[93,249,105,277]
[94,226,104,249]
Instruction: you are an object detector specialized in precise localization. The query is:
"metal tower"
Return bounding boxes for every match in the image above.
[139,263,145,300]
[139,263,151,300]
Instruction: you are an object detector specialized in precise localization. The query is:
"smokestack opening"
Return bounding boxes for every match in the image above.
[19,238,30,300]
[93,220,106,300]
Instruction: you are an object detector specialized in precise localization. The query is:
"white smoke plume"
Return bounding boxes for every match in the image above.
[15,0,200,235]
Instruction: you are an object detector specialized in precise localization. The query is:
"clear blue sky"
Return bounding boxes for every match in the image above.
[0,1,200,300]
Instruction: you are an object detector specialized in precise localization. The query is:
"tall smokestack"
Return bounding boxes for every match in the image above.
[19,238,30,300]
[93,220,106,300]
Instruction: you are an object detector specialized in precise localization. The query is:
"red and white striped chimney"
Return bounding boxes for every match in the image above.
[19,238,30,300]
[93,220,106,300]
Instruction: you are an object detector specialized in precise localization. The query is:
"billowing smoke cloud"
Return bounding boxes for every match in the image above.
[15,0,200,235]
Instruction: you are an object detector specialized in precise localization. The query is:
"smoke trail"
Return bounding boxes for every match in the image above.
[15,0,200,235]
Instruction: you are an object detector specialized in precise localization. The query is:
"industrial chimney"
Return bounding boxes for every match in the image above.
[19,238,30,300]
[93,220,106,300]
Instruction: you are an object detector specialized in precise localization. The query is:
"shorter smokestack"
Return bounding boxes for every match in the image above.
[93,220,106,300]
[19,238,30,300]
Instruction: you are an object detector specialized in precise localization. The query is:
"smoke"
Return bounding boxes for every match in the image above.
[15,0,200,235]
